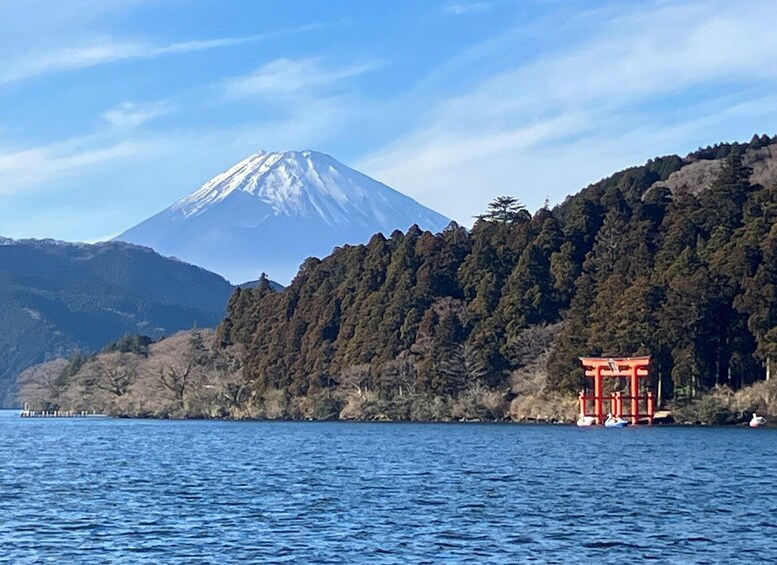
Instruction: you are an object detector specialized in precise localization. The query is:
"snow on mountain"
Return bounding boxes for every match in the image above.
[115,150,451,284]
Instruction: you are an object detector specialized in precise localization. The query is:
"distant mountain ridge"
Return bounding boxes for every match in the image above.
[115,150,451,283]
[0,238,237,406]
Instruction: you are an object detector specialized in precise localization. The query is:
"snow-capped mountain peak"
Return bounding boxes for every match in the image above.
[116,150,451,283]
[172,150,400,226]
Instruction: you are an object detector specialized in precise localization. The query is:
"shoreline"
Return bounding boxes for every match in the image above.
[10,411,770,427]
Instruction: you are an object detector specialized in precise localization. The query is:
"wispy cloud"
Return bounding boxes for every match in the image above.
[225,58,385,98]
[0,136,159,195]
[359,0,777,221]
[4,0,776,244]
[0,22,336,84]
[101,100,170,129]
[0,54,376,205]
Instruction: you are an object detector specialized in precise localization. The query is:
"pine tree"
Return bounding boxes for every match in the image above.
[477,196,531,223]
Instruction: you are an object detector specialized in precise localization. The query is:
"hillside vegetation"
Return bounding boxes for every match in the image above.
[19,331,245,418]
[0,240,235,406]
[21,136,777,421]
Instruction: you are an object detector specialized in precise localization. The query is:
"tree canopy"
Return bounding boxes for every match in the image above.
[218,139,777,407]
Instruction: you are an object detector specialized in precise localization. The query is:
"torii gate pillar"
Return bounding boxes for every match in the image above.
[579,356,653,425]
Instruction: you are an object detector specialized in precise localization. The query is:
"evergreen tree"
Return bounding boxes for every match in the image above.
[698,151,753,235]
[477,196,531,223]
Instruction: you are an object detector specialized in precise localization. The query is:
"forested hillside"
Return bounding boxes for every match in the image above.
[0,239,235,406]
[217,136,776,412]
[23,136,777,421]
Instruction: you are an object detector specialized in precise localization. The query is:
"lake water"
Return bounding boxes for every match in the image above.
[1,411,775,564]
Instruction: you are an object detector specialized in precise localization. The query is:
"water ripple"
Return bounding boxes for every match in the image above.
[1,414,776,563]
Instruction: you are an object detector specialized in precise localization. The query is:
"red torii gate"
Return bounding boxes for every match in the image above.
[579,356,654,425]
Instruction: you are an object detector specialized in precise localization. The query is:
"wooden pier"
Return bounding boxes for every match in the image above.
[19,404,107,418]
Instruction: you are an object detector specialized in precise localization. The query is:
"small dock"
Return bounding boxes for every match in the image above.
[20,405,107,418]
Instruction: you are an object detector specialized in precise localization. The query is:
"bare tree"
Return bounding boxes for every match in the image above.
[378,353,419,397]
[95,355,137,397]
[503,323,561,369]
[159,363,193,413]
[17,359,68,411]
[337,364,372,399]
[157,331,213,415]
[215,347,253,417]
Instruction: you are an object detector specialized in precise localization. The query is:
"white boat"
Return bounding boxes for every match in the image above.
[750,413,766,428]
[604,414,628,428]
[576,415,596,427]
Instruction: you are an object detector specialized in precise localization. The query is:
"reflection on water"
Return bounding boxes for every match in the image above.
[1,411,775,563]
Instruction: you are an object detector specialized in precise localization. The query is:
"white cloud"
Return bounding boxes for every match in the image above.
[358,0,777,222]
[101,101,170,129]
[0,22,335,84]
[0,55,374,208]
[0,136,160,195]
[225,58,385,99]
[4,0,776,244]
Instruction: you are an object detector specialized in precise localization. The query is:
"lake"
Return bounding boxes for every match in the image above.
[1,411,775,563]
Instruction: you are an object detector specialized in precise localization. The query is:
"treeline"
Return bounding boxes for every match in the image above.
[218,137,777,409]
[19,330,248,418]
[21,136,777,421]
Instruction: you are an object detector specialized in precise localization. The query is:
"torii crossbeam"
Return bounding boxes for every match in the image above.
[578,356,654,425]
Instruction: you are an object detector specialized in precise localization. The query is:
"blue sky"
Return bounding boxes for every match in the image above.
[1,0,777,242]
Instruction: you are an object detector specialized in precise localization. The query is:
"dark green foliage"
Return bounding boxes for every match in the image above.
[102,334,153,357]
[476,196,531,224]
[698,152,753,235]
[219,136,777,404]
[57,353,88,386]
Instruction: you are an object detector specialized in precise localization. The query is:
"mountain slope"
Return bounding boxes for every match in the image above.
[115,150,451,283]
[0,238,235,406]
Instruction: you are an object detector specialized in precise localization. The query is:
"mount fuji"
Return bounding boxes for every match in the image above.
[115,150,451,283]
